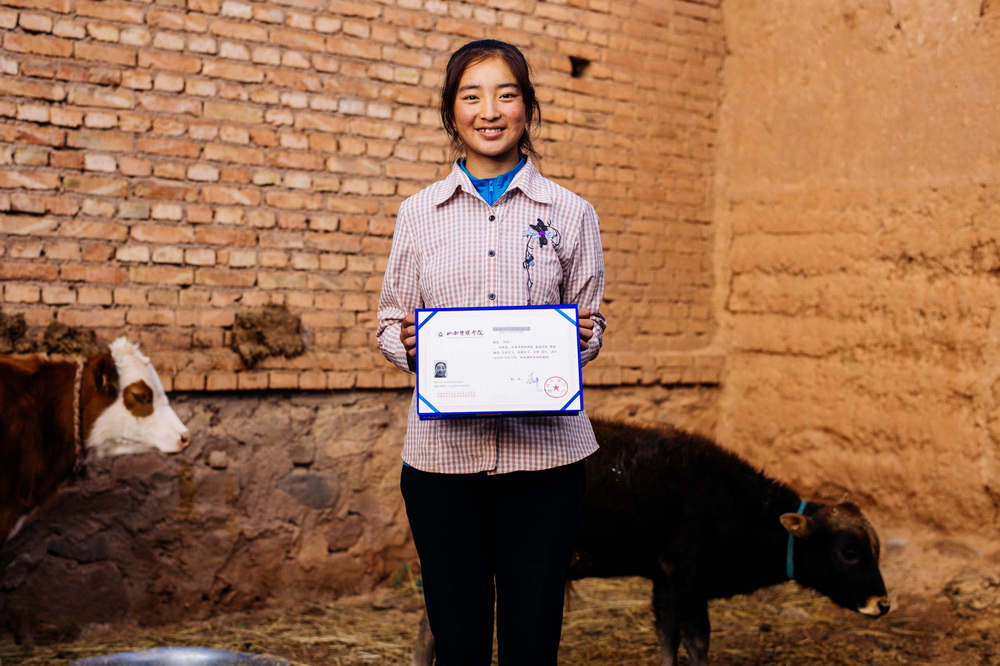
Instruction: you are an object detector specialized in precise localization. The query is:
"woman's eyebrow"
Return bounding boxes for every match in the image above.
[458,82,521,92]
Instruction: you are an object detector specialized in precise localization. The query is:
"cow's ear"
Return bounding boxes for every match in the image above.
[94,357,120,396]
[780,512,813,538]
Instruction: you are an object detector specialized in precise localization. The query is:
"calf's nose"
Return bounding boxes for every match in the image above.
[179,431,192,449]
[859,595,891,617]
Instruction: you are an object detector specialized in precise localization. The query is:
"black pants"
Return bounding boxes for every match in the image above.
[401,461,586,666]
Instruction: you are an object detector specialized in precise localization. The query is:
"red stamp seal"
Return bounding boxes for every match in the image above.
[544,376,568,398]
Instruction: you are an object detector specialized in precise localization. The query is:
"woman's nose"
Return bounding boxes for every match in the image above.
[480,99,500,119]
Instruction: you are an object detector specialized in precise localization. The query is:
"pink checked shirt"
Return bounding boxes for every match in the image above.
[377,159,607,474]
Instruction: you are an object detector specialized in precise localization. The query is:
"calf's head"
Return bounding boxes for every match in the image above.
[83,337,191,459]
[781,501,890,617]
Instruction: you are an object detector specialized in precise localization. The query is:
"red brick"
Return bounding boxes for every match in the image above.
[186,205,213,223]
[1,0,72,11]
[265,69,323,94]
[74,42,137,66]
[134,182,195,201]
[175,308,234,328]
[204,100,263,123]
[77,286,113,305]
[219,165,249,184]
[3,33,73,57]
[9,192,46,214]
[327,35,382,60]
[57,308,125,328]
[130,225,196,244]
[265,191,323,210]
[0,261,59,280]
[268,150,325,171]
[0,217,57,236]
[195,227,257,246]
[194,267,256,287]
[269,27,326,52]
[384,161,438,181]
[67,130,133,152]
[127,309,176,326]
[0,170,60,190]
[188,0,219,14]
[60,263,128,283]
[139,94,201,116]
[202,61,265,83]
[136,136,203,159]
[202,143,265,165]
[236,372,268,390]
[209,18,268,42]
[2,78,67,102]
[329,0,382,19]
[60,220,127,241]
[200,185,261,206]
[65,84,135,109]
[62,174,128,196]
[129,265,194,285]
[138,49,202,74]
[76,0,144,23]
[4,283,41,303]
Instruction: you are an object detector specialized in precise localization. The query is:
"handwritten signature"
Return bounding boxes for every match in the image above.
[526,373,540,387]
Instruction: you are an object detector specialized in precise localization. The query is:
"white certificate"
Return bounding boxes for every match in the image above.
[415,305,584,420]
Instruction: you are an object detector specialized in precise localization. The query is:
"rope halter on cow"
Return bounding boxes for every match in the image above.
[786,499,808,580]
[73,357,85,473]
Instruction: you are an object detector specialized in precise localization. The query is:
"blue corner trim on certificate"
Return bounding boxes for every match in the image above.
[414,304,584,420]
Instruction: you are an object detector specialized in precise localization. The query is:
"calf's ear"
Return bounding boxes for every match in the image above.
[94,357,120,396]
[780,512,813,538]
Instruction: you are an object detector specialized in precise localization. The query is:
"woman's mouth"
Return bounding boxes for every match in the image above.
[477,127,505,136]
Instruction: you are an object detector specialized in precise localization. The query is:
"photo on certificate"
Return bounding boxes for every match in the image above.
[414,305,584,420]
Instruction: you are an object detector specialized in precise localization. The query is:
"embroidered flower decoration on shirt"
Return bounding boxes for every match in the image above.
[526,219,553,246]
[523,218,561,305]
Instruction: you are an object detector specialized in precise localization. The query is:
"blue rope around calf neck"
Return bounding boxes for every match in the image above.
[786,499,808,580]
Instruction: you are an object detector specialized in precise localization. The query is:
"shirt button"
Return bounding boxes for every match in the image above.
[489,215,496,221]
[488,250,496,257]
[488,293,496,300]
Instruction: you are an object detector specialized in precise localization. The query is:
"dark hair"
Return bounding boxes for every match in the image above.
[440,39,542,160]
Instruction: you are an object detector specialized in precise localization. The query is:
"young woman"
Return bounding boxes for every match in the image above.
[377,39,607,666]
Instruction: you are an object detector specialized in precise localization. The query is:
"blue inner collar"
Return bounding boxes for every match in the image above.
[459,156,526,206]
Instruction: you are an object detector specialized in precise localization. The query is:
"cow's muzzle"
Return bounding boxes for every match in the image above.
[859,596,891,617]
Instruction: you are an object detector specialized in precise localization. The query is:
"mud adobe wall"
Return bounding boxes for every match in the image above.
[716,1,1000,534]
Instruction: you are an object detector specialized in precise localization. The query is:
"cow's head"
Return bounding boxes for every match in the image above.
[82,337,191,459]
[781,501,890,617]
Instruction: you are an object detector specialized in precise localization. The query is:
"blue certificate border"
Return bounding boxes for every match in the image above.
[414,304,584,420]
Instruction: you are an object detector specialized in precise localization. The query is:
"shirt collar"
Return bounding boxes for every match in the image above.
[432,157,553,207]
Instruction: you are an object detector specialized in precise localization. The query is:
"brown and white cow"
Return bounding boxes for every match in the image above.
[0,337,190,549]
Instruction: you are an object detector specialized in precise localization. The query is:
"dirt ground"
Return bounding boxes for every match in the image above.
[1,530,997,665]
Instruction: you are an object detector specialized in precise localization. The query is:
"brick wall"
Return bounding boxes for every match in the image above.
[0,0,724,392]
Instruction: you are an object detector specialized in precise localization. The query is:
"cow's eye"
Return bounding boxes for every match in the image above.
[838,548,860,565]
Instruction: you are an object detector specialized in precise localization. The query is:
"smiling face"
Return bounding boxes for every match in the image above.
[453,57,527,178]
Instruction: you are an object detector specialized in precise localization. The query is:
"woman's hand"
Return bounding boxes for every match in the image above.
[578,308,595,351]
[400,312,417,372]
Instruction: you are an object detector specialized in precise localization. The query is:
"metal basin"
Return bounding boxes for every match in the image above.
[67,646,291,665]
